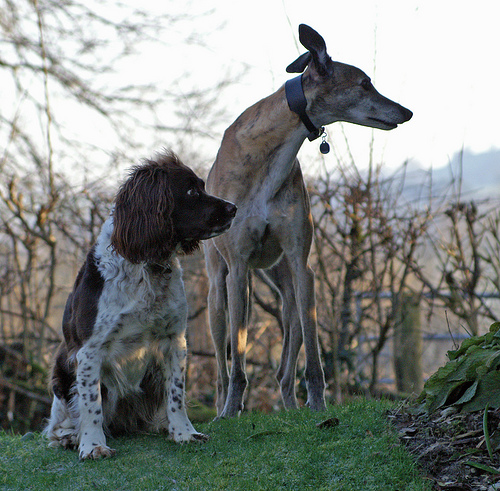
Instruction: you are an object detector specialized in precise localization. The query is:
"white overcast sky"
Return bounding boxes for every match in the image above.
[111,0,500,173]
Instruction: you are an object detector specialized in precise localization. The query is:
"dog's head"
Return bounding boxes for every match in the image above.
[286,24,413,131]
[111,151,237,263]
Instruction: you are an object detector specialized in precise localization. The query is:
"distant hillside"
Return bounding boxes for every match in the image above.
[395,148,500,202]
[432,148,500,198]
[433,149,500,199]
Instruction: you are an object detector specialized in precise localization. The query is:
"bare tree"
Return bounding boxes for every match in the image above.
[482,207,500,295]
[415,199,498,336]
[308,153,431,399]
[408,153,500,336]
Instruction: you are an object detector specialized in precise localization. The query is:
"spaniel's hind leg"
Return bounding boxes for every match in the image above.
[44,394,79,450]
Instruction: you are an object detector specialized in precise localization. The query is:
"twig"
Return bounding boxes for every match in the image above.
[445,310,458,350]
[483,403,494,460]
[0,377,51,406]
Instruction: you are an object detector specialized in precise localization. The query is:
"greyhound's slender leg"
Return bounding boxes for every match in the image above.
[205,243,230,416]
[265,259,302,409]
[280,319,303,409]
[220,261,250,418]
[288,258,326,411]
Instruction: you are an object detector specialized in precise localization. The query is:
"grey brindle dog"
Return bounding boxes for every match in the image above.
[204,24,413,418]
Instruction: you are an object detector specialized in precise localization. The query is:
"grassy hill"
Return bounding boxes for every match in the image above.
[0,399,430,491]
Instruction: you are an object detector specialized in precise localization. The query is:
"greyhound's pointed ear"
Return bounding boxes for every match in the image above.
[286,52,312,73]
[297,24,331,76]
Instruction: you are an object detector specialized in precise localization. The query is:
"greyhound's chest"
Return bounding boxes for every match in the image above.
[231,180,312,269]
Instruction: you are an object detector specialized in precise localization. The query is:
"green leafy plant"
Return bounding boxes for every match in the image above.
[418,322,500,414]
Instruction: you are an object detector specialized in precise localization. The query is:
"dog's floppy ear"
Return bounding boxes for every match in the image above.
[111,163,175,264]
[286,24,332,76]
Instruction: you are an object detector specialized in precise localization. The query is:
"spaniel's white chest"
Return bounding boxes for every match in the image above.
[97,263,185,339]
[88,245,188,395]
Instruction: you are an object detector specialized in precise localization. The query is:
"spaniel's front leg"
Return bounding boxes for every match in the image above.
[76,346,116,460]
[165,333,209,443]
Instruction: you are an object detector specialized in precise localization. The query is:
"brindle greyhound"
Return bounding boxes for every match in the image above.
[204,24,412,418]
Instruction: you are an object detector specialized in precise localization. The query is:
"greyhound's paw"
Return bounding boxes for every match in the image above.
[215,401,243,420]
[306,398,327,412]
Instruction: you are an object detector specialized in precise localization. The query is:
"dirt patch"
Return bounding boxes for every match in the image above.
[389,405,500,490]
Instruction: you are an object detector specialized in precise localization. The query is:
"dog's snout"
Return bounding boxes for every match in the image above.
[225,201,237,217]
[402,106,413,122]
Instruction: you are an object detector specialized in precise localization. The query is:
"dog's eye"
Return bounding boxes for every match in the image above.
[361,78,372,91]
[187,188,199,198]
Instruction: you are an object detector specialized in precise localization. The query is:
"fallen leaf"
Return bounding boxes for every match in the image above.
[316,417,340,429]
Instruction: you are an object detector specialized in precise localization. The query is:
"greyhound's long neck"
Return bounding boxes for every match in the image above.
[209,85,309,200]
[238,86,307,157]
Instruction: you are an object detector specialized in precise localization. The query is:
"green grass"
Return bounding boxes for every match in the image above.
[0,399,431,491]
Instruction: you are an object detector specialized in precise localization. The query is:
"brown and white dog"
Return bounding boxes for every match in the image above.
[44,151,236,460]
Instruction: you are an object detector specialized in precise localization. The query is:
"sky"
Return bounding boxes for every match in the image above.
[54,0,500,178]
[153,0,499,173]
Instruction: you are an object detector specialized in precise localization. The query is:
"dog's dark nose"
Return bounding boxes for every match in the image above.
[226,201,237,217]
[402,106,413,122]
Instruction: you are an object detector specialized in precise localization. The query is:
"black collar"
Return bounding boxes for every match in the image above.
[285,74,324,142]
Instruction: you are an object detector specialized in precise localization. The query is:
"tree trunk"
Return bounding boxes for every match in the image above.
[393,294,423,395]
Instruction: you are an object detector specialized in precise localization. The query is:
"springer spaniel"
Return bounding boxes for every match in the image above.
[44,151,237,460]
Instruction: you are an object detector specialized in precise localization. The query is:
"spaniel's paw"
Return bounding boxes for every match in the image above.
[79,444,116,461]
